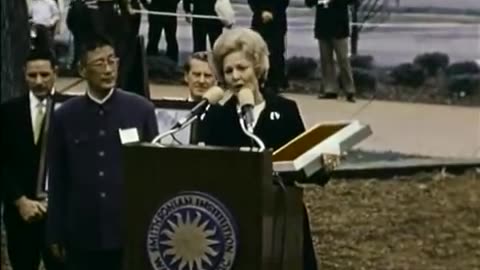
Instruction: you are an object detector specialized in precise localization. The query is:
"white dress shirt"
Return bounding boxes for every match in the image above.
[30,0,60,27]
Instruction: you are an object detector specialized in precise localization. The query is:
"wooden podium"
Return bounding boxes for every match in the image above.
[123,143,304,270]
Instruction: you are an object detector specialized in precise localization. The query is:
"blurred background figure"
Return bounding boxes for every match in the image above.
[66,0,94,68]
[183,0,223,52]
[248,0,290,93]
[306,0,356,102]
[145,0,180,63]
[28,0,61,57]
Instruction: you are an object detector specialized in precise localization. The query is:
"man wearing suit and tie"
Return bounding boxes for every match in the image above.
[0,49,64,270]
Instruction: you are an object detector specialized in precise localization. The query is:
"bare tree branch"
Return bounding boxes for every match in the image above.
[357,0,389,31]
[364,1,384,23]
[350,0,390,54]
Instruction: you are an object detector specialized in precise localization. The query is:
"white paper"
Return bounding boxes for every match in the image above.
[119,128,140,144]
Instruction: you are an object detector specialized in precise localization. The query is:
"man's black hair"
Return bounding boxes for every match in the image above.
[26,48,57,67]
[79,34,116,64]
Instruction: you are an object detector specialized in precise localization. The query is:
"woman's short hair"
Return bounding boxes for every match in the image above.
[212,28,270,82]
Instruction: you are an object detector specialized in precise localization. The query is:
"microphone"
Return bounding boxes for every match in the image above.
[235,88,266,151]
[237,88,255,132]
[173,86,224,128]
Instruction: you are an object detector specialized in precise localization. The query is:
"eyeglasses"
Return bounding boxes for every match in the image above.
[87,57,119,69]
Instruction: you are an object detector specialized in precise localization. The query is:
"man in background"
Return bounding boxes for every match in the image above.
[184,51,217,101]
[29,0,61,56]
[248,0,290,92]
[155,51,218,144]
[306,0,356,102]
[183,0,223,52]
[145,0,180,63]
[1,48,64,270]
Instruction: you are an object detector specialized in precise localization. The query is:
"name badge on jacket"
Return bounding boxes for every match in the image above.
[119,128,140,144]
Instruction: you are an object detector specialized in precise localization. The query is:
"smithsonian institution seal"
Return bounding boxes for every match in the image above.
[147,191,239,270]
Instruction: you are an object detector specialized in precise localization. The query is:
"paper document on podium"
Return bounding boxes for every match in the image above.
[273,120,372,176]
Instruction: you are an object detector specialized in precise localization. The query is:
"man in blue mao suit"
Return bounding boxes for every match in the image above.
[46,35,158,270]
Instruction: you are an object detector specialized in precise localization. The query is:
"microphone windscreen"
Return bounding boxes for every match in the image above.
[203,86,225,104]
[237,88,255,107]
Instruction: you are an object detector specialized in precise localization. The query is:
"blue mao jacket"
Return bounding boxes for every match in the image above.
[46,89,158,250]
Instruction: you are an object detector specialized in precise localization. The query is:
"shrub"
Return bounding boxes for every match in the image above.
[446,61,480,76]
[413,52,449,76]
[447,74,480,98]
[350,55,375,70]
[351,68,377,92]
[390,63,426,87]
[286,56,318,79]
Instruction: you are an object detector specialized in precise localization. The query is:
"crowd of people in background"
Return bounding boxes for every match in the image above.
[28,0,357,100]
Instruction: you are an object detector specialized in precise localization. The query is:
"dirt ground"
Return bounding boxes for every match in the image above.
[2,171,479,270]
[306,170,480,270]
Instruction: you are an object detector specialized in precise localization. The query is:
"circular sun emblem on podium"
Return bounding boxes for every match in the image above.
[147,191,238,270]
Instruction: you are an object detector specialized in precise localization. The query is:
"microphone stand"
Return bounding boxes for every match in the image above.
[151,115,198,146]
[238,113,265,151]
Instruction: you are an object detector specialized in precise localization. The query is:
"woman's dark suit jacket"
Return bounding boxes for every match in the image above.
[199,93,305,150]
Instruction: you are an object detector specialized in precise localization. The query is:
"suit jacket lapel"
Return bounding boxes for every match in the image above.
[23,95,36,146]
[254,97,276,145]
[254,95,293,150]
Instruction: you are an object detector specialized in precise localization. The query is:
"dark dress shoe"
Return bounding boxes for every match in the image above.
[318,93,338,99]
[346,93,356,103]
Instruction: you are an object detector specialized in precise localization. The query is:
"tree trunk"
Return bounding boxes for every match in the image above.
[350,0,360,56]
[1,0,30,103]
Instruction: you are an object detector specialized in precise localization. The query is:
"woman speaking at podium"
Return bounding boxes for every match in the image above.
[199,27,323,270]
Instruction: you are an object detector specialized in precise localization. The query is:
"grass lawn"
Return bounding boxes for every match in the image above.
[307,170,480,269]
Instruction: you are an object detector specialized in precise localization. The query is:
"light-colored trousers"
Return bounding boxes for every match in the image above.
[318,38,355,94]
